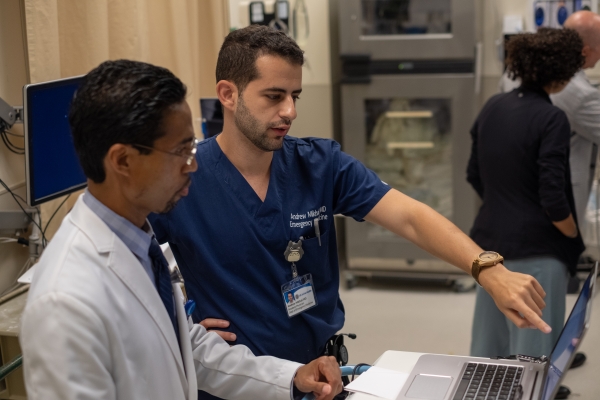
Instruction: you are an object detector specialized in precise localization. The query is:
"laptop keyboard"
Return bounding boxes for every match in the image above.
[452,362,524,400]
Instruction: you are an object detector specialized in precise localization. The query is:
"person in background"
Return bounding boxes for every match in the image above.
[499,11,600,238]
[20,59,342,400]
[467,28,585,398]
[551,11,600,239]
[498,11,600,372]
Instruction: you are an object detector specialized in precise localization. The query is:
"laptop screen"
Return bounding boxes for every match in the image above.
[541,264,597,400]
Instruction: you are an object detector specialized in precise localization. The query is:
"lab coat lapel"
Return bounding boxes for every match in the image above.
[71,197,187,385]
[107,246,187,382]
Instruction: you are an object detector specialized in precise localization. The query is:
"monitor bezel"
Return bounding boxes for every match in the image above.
[23,75,86,207]
[543,262,598,400]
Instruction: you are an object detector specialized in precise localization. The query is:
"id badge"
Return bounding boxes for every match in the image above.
[281,273,317,318]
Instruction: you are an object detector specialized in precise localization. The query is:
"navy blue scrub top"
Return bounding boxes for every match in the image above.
[150,135,390,364]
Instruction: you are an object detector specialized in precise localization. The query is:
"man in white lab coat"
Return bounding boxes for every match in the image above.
[19,59,342,400]
[552,11,600,231]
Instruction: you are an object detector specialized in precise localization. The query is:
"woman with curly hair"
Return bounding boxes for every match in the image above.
[467,28,586,360]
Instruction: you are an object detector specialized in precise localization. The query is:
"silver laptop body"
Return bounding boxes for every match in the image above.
[397,262,598,400]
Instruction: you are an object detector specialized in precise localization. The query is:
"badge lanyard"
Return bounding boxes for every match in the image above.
[281,238,318,318]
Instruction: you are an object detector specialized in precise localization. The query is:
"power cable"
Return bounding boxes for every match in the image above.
[1,131,24,154]
[3,129,23,137]
[0,120,24,154]
[42,194,71,241]
[351,363,371,381]
[0,177,45,244]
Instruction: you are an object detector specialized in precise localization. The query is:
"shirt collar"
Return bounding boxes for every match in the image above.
[518,84,552,103]
[82,189,154,261]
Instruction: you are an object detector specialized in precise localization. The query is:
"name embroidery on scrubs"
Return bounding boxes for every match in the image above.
[289,206,328,228]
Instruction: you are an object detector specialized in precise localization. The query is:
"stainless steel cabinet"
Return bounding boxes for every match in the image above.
[337,0,479,287]
[342,74,476,264]
[339,0,475,60]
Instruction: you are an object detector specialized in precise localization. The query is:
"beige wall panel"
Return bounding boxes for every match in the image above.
[194,0,229,98]
[107,0,144,61]
[297,0,332,86]
[24,0,61,83]
[57,0,110,77]
[290,84,333,139]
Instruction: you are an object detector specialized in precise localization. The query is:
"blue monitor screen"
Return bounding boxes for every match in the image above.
[25,76,87,206]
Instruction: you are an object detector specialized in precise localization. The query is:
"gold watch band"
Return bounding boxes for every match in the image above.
[472,260,483,286]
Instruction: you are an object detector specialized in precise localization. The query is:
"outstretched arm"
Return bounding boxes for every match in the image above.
[364,189,551,333]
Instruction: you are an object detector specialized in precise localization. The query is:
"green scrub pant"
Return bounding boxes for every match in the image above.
[470,257,568,358]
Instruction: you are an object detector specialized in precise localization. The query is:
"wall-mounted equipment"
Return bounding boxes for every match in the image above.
[240,1,290,33]
[0,95,23,155]
[533,0,596,29]
[0,96,21,130]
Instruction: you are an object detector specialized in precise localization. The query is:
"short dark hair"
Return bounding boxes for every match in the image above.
[215,25,304,92]
[506,28,584,88]
[69,59,187,183]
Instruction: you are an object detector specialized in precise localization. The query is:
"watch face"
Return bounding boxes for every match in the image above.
[479,251,500,262]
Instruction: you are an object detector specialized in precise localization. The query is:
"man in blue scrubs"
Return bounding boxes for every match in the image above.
[150,25,551,399]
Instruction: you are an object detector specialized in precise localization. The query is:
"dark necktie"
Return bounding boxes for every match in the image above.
[148,238,180,341]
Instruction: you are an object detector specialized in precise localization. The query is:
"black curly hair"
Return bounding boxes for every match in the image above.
[506,28,584,89]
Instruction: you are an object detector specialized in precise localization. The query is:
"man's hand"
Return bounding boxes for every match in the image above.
[479,264,551,333]
[199,318,237,342]
[294,356,343,400]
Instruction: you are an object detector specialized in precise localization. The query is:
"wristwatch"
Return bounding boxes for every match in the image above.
[471,251,504,286]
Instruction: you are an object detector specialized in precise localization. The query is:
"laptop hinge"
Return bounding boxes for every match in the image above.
[493,354,548,364]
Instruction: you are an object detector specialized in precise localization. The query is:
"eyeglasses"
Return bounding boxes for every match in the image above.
[133,137,199,165]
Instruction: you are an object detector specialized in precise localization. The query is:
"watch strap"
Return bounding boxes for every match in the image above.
[472,253,504,286]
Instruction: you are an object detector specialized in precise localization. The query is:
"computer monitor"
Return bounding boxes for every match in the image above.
[199,97,223,138]
[23,76,87,206]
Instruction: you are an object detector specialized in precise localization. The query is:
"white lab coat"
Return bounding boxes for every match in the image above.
[551,71,600,229]
[20,195,301,400]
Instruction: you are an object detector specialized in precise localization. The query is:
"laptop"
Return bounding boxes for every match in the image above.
[397,262,598,400]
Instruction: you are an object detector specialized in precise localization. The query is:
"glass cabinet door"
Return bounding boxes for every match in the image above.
[341,74,476,260]
[364,99,452,215]
[364,98,452,239]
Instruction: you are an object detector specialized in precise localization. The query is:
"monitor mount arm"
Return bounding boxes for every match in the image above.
[0,95,22,128]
